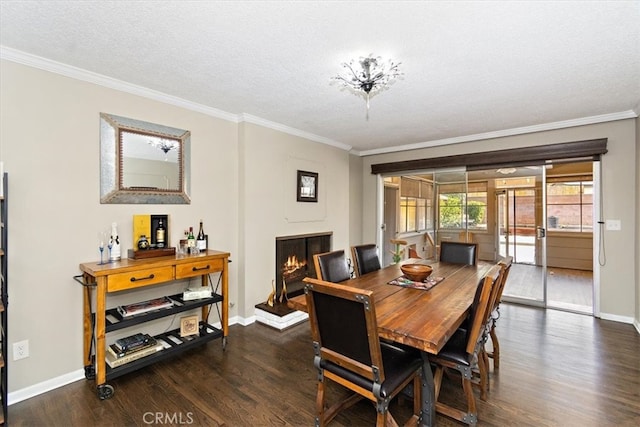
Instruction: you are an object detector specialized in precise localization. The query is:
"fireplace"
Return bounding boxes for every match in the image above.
[275,232,332,299]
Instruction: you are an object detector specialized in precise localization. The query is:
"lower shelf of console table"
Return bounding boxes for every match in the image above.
[105,321,223,381]
[78,249,230,400]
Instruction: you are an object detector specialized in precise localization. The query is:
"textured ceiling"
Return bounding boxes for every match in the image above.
[1,1,639,155]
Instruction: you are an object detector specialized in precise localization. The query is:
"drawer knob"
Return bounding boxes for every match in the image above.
[192,265,210,272]
[130,273,155,282]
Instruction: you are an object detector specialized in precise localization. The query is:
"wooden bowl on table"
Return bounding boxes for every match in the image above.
[400,263,433,282]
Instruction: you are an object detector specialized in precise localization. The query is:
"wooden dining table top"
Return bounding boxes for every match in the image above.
[288,259,495,355]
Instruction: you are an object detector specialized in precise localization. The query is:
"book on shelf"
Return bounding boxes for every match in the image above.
[114,332,153,353]
[117,296,174,318]
[106,342,164,368]
[108,336,157,359]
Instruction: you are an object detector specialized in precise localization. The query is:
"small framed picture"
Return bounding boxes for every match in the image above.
[180,315,199,337]
[297,170,318,203]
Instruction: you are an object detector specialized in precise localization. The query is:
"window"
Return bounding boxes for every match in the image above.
[546,177,592,232]
[399,177,433,233]
[438,182,487,230]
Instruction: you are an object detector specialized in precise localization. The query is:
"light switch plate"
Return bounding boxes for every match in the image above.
[605,219,621,231]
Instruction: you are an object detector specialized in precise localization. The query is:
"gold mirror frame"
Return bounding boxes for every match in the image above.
[100,113,191,204]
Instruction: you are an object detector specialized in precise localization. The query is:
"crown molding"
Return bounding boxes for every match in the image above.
[238,113,352,151]
[2,46,635,157]
[359,110,638,157]
[0,45,355,150]
[0,45,239,122]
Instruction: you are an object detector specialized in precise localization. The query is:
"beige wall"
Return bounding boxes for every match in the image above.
[361,119,638,322]
[0,59,353,395]
[237,122,351,318]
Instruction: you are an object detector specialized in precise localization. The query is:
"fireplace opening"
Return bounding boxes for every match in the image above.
[275,232,332,300]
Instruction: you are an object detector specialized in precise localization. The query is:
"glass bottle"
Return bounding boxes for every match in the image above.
[187,226,196,249]
[110,222,121,261]
[196,220,207,251]
[156,219,166,248]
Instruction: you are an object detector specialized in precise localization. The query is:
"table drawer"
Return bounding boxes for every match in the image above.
[176,258,224,279]
[108,266,174,292]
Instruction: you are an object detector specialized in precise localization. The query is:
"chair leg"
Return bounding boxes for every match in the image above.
[489,326,500,370]
[376,410,399,427]
[316,380,326,426]
[433,365,444,401]
[462,377,478,426]
[477,349,488,401]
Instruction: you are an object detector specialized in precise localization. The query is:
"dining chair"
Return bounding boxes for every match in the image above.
[303,277,423,426]
[429,264,502,426]
[313,250,351,283]
[485,256,513,371]
[458,230,475,243]
[408,246,421,259]
[439,241,478,265]
[350,244,382,277]
[424,232,439,260]
[474,258,512,400]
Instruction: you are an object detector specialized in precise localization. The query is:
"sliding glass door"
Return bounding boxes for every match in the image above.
[497,166,546,305]
[379,161,595,315]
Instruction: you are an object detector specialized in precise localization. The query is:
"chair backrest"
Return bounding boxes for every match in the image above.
[465,264,502,355]
[439,241,478,265]
[458,231,475,243]
[313,250,351,283]
[408,247,421,259]
[303,277,384,383]
[351,244,382,277]
[492,256,513,311]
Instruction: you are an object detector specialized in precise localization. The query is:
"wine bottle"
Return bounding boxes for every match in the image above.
[156,219,166,248]
[187,226,196,249]
[196,220,207,251]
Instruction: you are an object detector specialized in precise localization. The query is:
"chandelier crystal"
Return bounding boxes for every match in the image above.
[332,54,403,119]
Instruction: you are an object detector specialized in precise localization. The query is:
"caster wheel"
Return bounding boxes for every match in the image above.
[84,365,96,380]
[97,384,114,400]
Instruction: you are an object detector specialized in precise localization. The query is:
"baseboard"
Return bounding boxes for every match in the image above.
[8,369,84,405]
[598,312,635,325]
[8,314,251,405]
[634,319,640,335]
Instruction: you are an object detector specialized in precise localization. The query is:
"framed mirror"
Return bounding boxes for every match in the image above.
[100,113,191,204]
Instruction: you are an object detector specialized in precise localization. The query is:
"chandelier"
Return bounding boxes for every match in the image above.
[332,54,403,119]
[148,137,178,154]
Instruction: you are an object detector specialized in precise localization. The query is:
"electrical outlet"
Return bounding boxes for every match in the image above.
[13,340,29,360]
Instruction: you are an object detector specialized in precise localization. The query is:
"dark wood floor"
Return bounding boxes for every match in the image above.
[9,304,640,426]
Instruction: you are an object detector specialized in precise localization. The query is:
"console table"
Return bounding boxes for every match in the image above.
[77,249,230,399]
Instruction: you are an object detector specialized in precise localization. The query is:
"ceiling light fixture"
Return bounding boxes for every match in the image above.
[148,137,178,154]
[332,54,403,120]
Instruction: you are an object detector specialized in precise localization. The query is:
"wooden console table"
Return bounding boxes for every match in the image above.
[77,249,230,399]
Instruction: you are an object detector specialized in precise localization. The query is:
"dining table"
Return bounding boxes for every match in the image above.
[288,258,496,427]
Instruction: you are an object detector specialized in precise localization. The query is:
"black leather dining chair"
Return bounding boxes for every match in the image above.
[350,244,381,277]
[313,250,351,283]
[303,277,423,426]
[429,264,502,426]
[439,241,478,265]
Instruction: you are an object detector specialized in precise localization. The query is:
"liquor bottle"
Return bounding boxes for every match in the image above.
[196,220,207,251]
[187,226,196,249]
[156,219,166,248]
